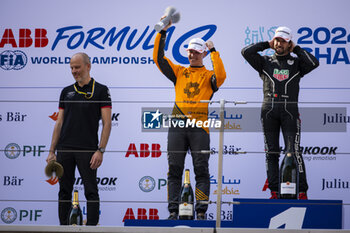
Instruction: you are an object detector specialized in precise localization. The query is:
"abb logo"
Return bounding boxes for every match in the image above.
[122,208,159,222]
[0,29,48,48]
[125,143,161,158]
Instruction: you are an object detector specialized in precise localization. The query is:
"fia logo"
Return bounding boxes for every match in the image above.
[143,109,162,129]
[0,50,27,70]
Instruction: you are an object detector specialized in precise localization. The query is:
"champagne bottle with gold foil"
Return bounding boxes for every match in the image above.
[178,169,194,220]
[68,190,83,225]
[279,137,298,199]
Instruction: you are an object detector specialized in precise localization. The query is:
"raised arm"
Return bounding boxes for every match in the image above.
[241,41,270,74]
[206,41,226,89]
[292,42,319,76]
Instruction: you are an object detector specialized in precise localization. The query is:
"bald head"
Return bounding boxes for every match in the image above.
[71,52,91,65]
[70,52,91,86]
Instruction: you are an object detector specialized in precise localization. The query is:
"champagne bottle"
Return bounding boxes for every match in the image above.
[279,137,298,199]
[68,190,83,225]
[178,169,194,220]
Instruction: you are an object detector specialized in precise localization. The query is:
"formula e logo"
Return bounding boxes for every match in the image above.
[0,50,27,70]
[50,24,216,65]
[1,207,17,224]
[4,143,21,159]
[143,109,162,129]
[139,176,156,192]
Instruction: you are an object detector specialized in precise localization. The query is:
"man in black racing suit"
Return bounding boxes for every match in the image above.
[241,26,319,199]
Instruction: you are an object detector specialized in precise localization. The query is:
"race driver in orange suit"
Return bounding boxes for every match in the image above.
[153,19,226,219]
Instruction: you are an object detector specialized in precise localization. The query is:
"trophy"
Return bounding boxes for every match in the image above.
[45,160,64,178]
[154,6,180,32]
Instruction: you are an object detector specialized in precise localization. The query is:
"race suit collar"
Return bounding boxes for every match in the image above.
[189,65,205,68]
[273,53,291,61]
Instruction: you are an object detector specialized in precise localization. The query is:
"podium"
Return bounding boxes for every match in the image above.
[231,198,342,229]
[124,198,342,229]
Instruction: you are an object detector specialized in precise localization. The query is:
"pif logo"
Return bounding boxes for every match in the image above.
[1,207,17,224]
[139,176,156,192]
[4,143,46,159]
[122,208,159,222]
[4,143,21,159]
[139,176,167,192]
[1,207,42,224]
[0,50,27,70]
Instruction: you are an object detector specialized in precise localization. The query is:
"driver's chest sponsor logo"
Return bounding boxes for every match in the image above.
[273,69,289,81]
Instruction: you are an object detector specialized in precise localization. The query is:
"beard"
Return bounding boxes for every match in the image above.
[275,46,287,55]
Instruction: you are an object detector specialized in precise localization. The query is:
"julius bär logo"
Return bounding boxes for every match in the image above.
[4,143,21,159]
[0,50,27,70]
[1,207,17,224]
[139,176,156,192]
